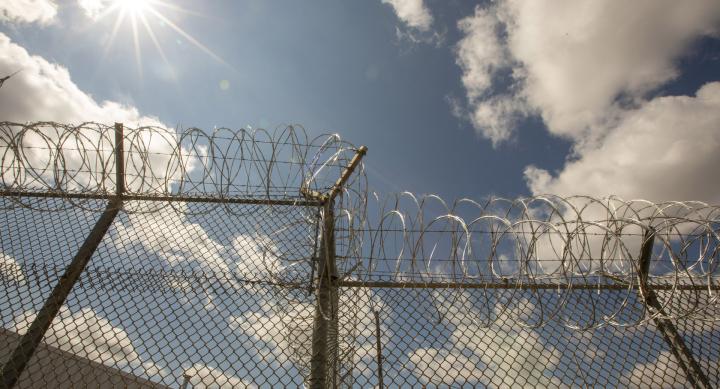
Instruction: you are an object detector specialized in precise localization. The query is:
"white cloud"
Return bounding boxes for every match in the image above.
[456,1,720,143]
[0,32,206,194]
[503,0,720,140]
[232,233,286,280]
[229,299,314,370]
[382,0,433,32]
[525,82,720,202]
[410,347,484,386]
[468,95,528,146]
[455,7,507,101]
[227,288,388,386]
[117,205,227,272]
[0,252,26,284]
[409,291,562,387]
[339,289,389,384]
[453,7,528,145]
[454,1,720,202]
[77,0,110,20]
[0,33,162,125]
[0,0,57,25]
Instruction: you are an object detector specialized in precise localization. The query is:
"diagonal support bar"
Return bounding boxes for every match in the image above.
[301,145,367,204]
[327,146,367,202]
[0,123,126,389]
[0,199,122,388]
[637,229,711,389]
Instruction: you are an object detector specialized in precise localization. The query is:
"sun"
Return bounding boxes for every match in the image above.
[88,0,228,78]
[115,0,150,15]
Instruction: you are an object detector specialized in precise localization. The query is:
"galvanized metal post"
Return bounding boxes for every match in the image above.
[307,145,367,389]
[0,123,126,389]
[374,310,384,389]
[309,200,337,389]
[114,122,125,195]
[638,229,711,389]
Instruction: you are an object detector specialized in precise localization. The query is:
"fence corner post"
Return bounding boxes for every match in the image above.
[308,146,367,388]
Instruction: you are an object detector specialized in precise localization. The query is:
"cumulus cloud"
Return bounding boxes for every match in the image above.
[229,299,314,373]
[468,95,528,146]
[382,0,443,46]
[0,32,208,194]
[453,6,527,145]
[228,288,387,385]
[113,204,229,273]
[0,252,26,285]
[0,0,57,25]
[453,1,720,202]
[456,0,720,143]
[409,291,562,387]
[340,289,389,384]
[525,82,720,202]
[232,233,291,280]
[410,347,485,386]
[0,33,162,125]
[382,0,433,31]
[504,1,719,140]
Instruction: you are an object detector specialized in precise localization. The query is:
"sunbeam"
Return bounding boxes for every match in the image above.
[85,0,230,78]
[147,7,231,68]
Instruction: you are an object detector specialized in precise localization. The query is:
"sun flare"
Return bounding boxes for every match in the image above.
[86,0,228,78]
[115,0,150,15]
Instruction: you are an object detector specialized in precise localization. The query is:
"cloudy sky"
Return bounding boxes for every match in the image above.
[2,0,718,202]
[2,1,720,386]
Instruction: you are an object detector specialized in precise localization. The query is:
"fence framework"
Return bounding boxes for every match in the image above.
[0,122,718,388]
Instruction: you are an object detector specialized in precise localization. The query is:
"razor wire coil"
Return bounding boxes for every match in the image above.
[1,122,719,387]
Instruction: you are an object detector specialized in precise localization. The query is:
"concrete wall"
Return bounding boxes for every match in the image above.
[0,328,168,388]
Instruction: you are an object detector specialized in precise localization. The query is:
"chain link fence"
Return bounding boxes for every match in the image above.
[1,122,719,388]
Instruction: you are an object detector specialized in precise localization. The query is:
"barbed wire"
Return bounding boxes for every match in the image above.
[335,193,720,327]
[0,121,364,212]
[1,121,719,329]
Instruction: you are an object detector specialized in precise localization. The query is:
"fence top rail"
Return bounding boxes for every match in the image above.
[0,121,366,203]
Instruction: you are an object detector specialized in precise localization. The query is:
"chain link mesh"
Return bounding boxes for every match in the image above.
[1,122,718,388]
[336,286,720,387]
[1,198,322,387]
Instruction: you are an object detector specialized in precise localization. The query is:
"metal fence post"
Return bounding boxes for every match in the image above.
[0,123,126,389]
[374,310,384,389]
[306,145,367,389]
[638,229,711,389]
[114,122,125,195]
[309,199,337,389]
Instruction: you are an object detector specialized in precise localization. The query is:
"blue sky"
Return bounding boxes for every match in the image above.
[2,1,720,387]
[8,0,718,201]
